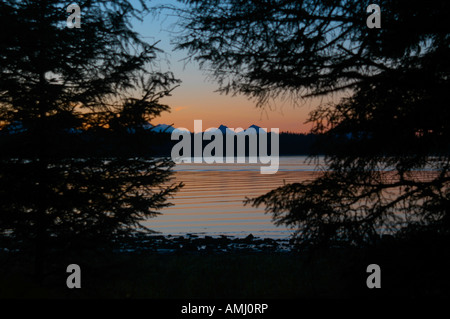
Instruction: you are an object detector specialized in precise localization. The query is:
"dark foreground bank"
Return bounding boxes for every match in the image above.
[1,232,450,299]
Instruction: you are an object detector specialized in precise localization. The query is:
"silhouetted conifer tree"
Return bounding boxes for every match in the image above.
[0,0,182,278]
[174,0,450,247]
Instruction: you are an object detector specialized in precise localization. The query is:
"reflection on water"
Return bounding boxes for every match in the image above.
[143,156,322,239]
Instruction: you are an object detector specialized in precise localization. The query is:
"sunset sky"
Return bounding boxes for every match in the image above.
[131,1,332,133]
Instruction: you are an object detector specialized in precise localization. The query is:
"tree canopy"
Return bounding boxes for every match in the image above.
[175,0,449,103]
[0,0,182,276]
[174,0,450,247]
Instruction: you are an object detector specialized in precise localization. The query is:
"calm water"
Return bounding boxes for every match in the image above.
[143,156,323,239]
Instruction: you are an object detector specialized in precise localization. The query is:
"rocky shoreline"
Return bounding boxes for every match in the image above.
[115,233,297,254]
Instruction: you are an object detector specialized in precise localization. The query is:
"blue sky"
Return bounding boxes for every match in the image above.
[128,0,318,133]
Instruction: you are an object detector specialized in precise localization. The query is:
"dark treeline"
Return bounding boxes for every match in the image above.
[0,126,171,158]
[171,131,323,156]
[4,123,449,159]
[0,125,323,157]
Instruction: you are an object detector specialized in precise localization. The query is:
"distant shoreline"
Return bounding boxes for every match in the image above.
[115,233,297,255]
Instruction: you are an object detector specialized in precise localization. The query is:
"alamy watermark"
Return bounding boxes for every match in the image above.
[66,264,81,288]
[366,264,381,288]
[64,2,379,174]
[367,4,381,28]
[67,3,81,28]
[66,3,380,29]
[171,120,280,174]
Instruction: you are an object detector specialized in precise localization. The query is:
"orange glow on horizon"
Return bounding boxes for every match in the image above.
[153,86,320,134]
